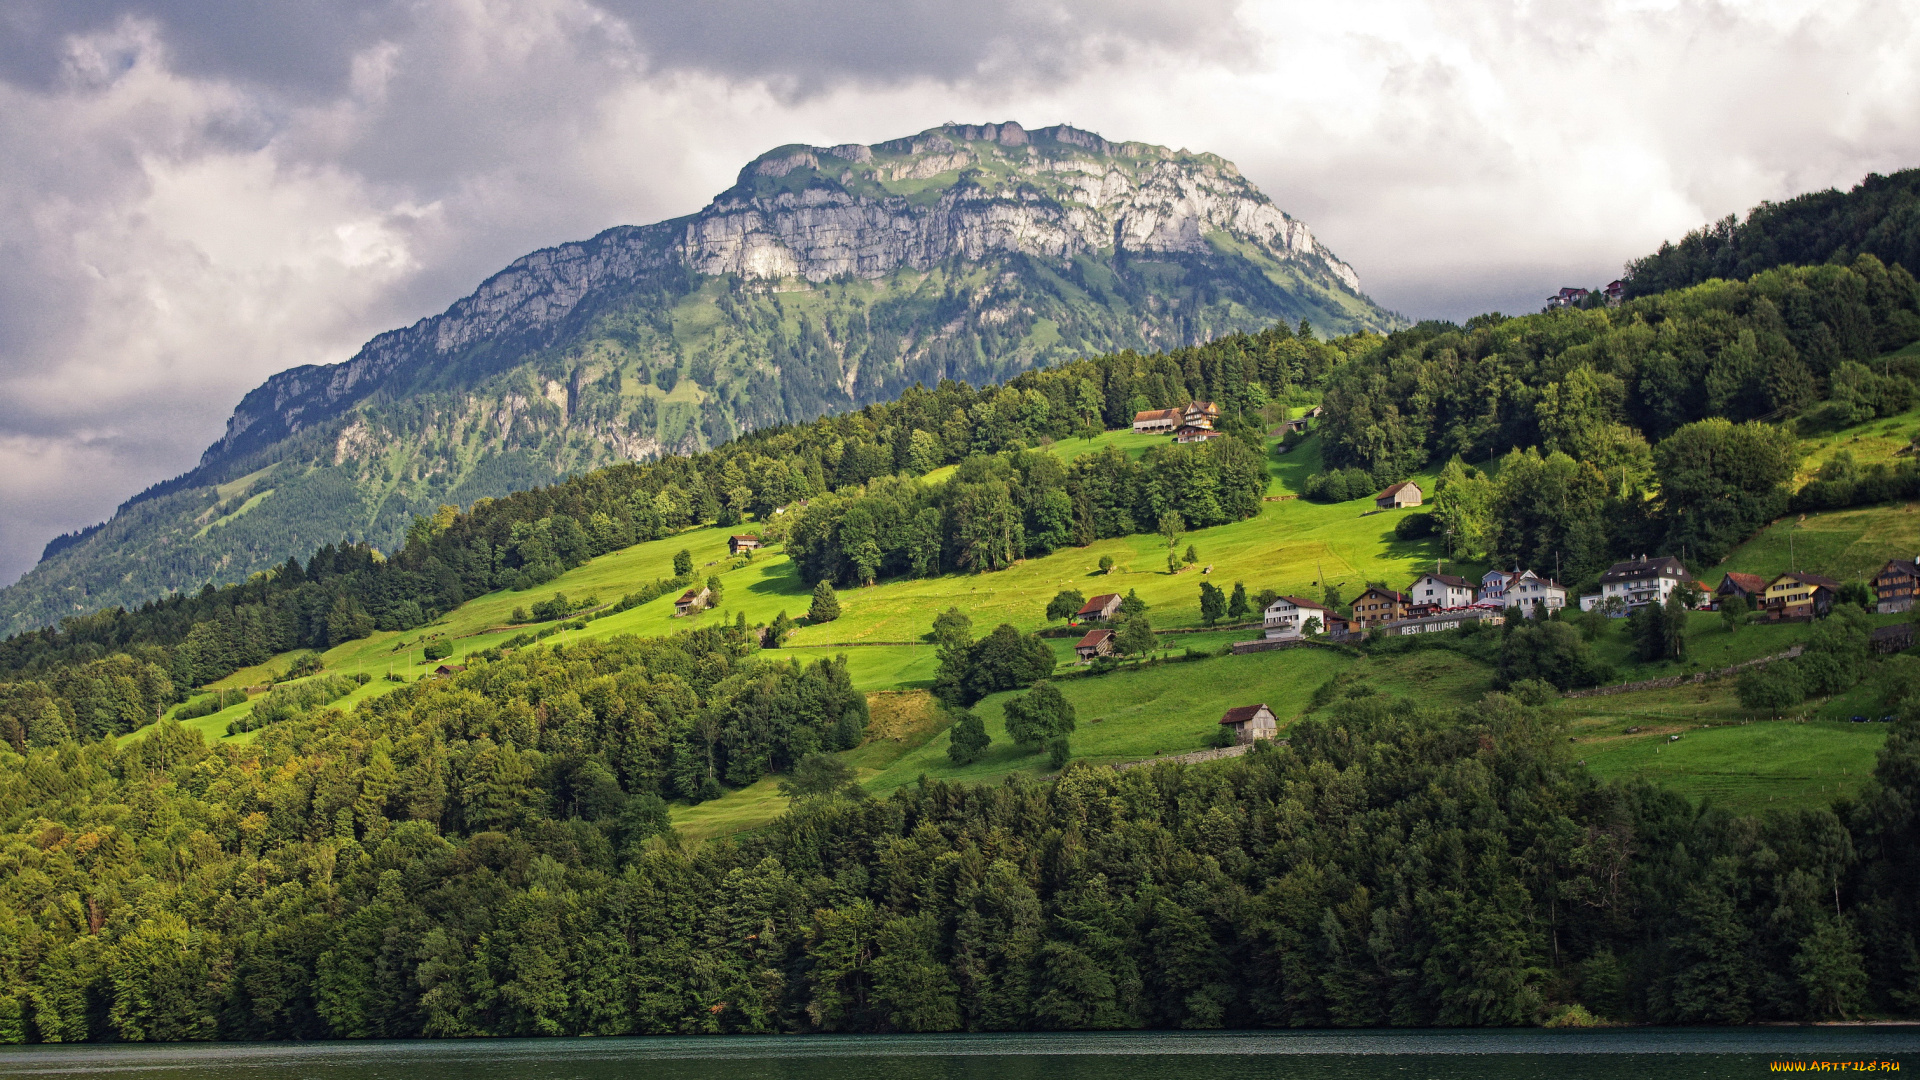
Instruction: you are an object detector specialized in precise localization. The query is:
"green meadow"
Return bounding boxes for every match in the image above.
[131,418,1916,836]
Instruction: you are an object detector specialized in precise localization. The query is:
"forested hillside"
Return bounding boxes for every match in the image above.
[3,122,1400,634]
[2,657,1915,1039]
[6,166,1920,1040]
[1313,256,1920,581]
[1627,168,1920,296]
[0,322,1356,748]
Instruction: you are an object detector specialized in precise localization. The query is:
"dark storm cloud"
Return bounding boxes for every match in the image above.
[0,0,1239,98]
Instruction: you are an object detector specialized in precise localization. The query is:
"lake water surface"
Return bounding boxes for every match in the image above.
[1,1028,1914,1080]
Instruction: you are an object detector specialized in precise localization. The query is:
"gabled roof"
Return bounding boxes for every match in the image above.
[1076,593,1121,615]
[729,534,760,542]
[1601,556,1689,582]
[677,588,705,603]
[1358,587,1409,603]
[1874,559,1918,579]
[1076,628,1114,648]
[1186,400,1220,413]
[1133,408,1181,421]
[1270,595,1332,612]
[1377,481,1419,498]
[1414,573,1473,589]
[1773,572,1841,590]
[1219,704,1272,725]
[1720,572,1767,594]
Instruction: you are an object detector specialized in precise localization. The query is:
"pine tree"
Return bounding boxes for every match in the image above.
[809,580,841,623]
[1228,581,1249,619]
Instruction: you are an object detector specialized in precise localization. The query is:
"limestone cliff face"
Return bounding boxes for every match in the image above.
[206,122,1376,465]
[684,122,1361,292]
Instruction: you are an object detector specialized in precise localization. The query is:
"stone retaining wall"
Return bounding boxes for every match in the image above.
[1561,645,1804,699]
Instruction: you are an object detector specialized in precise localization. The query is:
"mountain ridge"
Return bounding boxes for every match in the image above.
[2,121,1400,633]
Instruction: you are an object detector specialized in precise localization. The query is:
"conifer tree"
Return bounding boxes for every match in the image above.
[809,580,841,623]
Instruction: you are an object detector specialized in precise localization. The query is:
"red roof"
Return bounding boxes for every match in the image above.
[677,589,702,603]
[1720,572,1766,594]
[1377,481,1419,499]
[1076,629,1113,648]
[1219,704,1271,725]
[1277,595,1332,612]
[729,534,760,542]
[1133,408,1181,422]
[1076,593,1121,616]
[1360,588,1409,603]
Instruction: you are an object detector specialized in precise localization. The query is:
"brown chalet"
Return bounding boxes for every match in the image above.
[1872,558,1917,614]
[1375,481,1422,509]
[1074,628,1116,662]
[1183,401,1221,427]
[1075,593,1123,623]
[1717,572,1766,609]
[1175,425,1223,444]
[674,585,712,616]
[1350,587,1410,628]
[1219,704,1279,745]
[728,534,762,555]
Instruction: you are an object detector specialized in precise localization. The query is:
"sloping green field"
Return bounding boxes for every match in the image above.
[134,420,1914,835]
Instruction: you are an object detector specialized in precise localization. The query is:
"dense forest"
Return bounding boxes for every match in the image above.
[1625,168,1920,296]
[0,628,1915,1040]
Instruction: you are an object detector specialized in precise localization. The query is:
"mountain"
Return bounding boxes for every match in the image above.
[1625,167,1920,296]
[2,121,1400,633]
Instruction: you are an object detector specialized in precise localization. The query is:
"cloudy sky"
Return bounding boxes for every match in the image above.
[2,0,1918,586]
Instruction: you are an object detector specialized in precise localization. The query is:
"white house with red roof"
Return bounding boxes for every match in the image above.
[1263,595,1334,640]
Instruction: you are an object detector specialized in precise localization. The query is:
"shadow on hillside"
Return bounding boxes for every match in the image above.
[1267,434,1324,495]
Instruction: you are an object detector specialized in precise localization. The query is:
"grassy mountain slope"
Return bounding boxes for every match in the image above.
[6,123,1400,631]
[132,400,1916,836]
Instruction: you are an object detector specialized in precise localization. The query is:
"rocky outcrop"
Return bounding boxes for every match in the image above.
[200,122,1381,468]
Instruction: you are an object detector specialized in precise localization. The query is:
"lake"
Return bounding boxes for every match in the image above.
[0,1029,1914,1079]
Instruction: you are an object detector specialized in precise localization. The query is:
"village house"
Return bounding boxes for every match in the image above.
[1375,481,1422,509]
[1547,286,1590,309]
[1183,401,1221,427]
[1715,572,1767,610]
[1350,587,1410,628]
[1872,558,1917,614]
[1385,607,1505,636]
[1502,570,1568,617]
[1073,593,1123,623]
[1131,408,1182,434]
[1604,280,1626,306]
[1218,704,1280,745]
[1263,595,1335,640]
[1588,555,1690,613]
[1408,571,1475,611]
[1690,581,1717,610]
[1074,628,1115,662]
[1175,425,1223,444]
[673,585,712,616]
[728,534,762,556]
[1304,405,1325,419]
[1765,571,1839,620]
[1480,569,1515,602]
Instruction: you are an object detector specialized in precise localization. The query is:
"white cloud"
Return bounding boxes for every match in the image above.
[2,0,1920,586]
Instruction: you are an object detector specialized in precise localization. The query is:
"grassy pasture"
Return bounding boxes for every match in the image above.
[132,420,1917,836]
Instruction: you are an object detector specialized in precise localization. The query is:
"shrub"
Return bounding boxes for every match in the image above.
[947,709,990,765]
[1394,513,1437,539]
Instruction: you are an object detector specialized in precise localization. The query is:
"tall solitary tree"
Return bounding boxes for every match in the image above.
[1046,589,1086,622]
[1228,581,1250,620]
[673,549,694,577]
[809,580,841,623]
